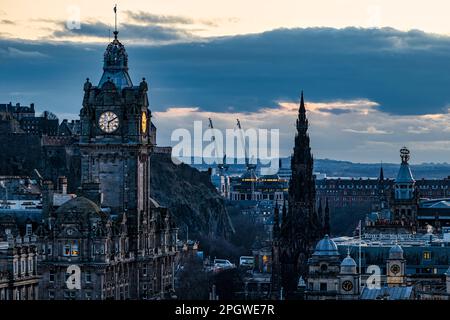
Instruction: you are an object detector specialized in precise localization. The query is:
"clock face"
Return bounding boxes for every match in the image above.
[342,280,354,292]
[390,264,401,275]
[99,111,119,133]
[141,111,148,134]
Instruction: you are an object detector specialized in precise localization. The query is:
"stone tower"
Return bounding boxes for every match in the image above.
[79,28,153,251]
[272,92,325,298]
[390,147,419,227]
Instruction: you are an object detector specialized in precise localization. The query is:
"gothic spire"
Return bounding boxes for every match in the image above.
[289,90,315,209]
[296,90,308,133]
[379,162,384,181]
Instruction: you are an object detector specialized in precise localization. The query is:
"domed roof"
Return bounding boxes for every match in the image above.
[341,254,357,268]
[389,244,404,259]
[396,163,415,184]
[313,235,339,256]
[396,147,415,184]
[340,251,357,274]
[103,35,128,70]
[55,196,103,217]
[98,33,133,89]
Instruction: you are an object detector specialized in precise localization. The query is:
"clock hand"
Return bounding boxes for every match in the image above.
[108,116,118,124]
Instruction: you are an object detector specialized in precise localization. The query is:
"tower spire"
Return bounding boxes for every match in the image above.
[113,4,118,39]
[296,90,308,132]
[379,161,384,181]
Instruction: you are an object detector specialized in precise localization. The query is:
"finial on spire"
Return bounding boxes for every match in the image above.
[400,146,410,164]
[113,4,118,39]
[299,90,305,113]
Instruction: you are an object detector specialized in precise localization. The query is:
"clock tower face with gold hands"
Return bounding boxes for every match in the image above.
[342,280,354,292]
[141,111,148,134]
[390,264,401,275]
[99,111,119,133]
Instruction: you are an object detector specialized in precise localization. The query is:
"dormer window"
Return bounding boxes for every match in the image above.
[63,241,80,257]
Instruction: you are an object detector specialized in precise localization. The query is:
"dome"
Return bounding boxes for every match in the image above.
[389,244,404,259]
[395,163,415,184]
[341,255,357,268]
[103,35,128,70]
[55,196,105,219]
[396,147,415,184]
[98,33,133,89]
[313,235,339,256]
[340,251,357,274]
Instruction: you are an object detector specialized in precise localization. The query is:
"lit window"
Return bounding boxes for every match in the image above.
[423,251,431,260]
[63,241,80,257]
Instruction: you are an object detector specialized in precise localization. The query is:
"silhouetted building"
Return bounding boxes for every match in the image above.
[272,92,327,299]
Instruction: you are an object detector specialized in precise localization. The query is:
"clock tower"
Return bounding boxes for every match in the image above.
[387,244,406,286]
[338,250,360,299]
[79,28,152,251]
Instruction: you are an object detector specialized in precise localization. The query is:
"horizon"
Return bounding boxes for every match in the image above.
[2,2,450,163]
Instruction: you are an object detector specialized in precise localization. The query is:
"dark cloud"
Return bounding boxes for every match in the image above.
[1,27,450,118]
[316,108,352,115]
[0,19,15,25]
[126,11,217,27]
[51,21,195,42]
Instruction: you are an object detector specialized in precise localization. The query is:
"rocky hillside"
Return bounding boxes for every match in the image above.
[150,153,234,240]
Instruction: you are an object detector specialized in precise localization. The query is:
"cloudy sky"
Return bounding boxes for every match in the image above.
[2,1,450,163]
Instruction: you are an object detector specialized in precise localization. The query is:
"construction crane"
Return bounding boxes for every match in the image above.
[236,119,257,172]
[208,118,229,175]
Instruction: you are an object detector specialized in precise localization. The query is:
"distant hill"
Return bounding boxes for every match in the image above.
[190,157,450,180]
[314,158,450,179]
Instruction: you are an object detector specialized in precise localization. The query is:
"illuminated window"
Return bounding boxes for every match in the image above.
[63,241,80,257]
[423,251,431,260]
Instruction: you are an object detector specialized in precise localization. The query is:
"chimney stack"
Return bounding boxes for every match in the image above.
[57,176,68,194]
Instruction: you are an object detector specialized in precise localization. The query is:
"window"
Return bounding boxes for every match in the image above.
[423,251,432,260]
[86,272,92,283]
[85,292,92,300]
[49,271,55,282]
[63,241,80,257]
[21,260,26,275]
[320,283,327,292]
[143,264,148,276]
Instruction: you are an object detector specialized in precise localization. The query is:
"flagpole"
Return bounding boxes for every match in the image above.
[359,219,362,293]
[114,4,117,34]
